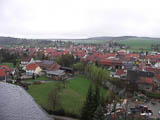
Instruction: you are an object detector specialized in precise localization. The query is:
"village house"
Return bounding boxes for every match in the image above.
[146,54,160,65]
[126,70,155,91]
[154,74,160,91]
[20,57,33,68]
[146,66,160,74]
[137,77,154,92]
[99,58,123,69]
[110,69,127,79]
[0,69,6,81]
[60,66,74,74]
[25,63,42,76]
[38,60,60,71]
[0,65,10,75]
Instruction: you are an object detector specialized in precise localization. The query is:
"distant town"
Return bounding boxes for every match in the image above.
[0,38,160,120]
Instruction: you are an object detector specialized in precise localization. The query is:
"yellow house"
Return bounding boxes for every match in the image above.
[26,63,42,76]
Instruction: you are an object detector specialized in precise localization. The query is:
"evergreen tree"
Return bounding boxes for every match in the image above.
[81,85,105,120]
[91,86,100,118]
[81,85,94,120]
[93,105,105,120]
[32,73,35,80]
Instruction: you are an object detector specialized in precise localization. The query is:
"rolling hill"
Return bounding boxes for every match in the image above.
[0,36,160,47]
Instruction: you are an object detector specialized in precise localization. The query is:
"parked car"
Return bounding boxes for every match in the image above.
[151,101,156,105]
[147,109,153,114]
[130,108,140,114]
[136,105,148,111]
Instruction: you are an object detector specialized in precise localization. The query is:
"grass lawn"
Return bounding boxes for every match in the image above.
[22,76,51,83]
[36,76,50,81]
[0,62,14,68]
[27,75,107,116]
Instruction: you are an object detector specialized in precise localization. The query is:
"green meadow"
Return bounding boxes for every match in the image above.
[27,75,107,116]
[119,38,160,51]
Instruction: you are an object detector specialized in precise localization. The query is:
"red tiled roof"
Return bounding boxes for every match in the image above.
[139,65,146,71]
[99,58,122,66]
[63,50,69,55]
[86,55,96,62]
[96,53,116,59]
[99,59,113,66]
[0,69,6,76]
[125,54,139,60]
[146,54,160,59]
[154,74,160,81]
[26,63,39,70]
[51,51,63,57]
[139,77,153,84]
[112,60,122,65]
[93,52,100,57]
[116,69,125,75]
[77,50,86,57]
[146,66,160,73]
[0,65,10,72]
[22,58,32,62]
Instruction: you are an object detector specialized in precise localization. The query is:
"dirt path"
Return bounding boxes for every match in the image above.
[51,115,80,120]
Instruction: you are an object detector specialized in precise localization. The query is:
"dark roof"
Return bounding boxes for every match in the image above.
[43,60,54,65]
[22,58,32,62]
[60,67,73,71]
[127,70,154,81]
[138,71,154,77]
[47,70,65,76]
[0,82,53,120]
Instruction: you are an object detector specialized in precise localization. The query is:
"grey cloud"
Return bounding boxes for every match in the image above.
[0,0,160,38]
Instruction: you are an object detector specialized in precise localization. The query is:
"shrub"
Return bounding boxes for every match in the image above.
[53,109,65,116]
[146,92,160,99]
[34,81,41,84]
[141,90,160,99]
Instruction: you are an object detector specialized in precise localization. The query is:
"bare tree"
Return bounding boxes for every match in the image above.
[48,87,61,111]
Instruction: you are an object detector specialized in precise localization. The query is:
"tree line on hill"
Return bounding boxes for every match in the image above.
[151,44,160,51]
[0,49,19,66]
[0,37,54,47]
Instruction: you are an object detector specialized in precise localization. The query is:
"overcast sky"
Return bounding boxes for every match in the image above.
[0,0,160,39]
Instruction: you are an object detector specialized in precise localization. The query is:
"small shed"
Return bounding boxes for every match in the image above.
[47,70,66,80]
[60,67,74,74]
[0,69,6,81]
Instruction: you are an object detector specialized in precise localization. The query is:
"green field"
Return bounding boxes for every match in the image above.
[27,75,107,116]
[0,62,14,68]
[118,38,160,50]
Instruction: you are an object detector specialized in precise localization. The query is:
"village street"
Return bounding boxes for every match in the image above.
[127,99,160,118]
